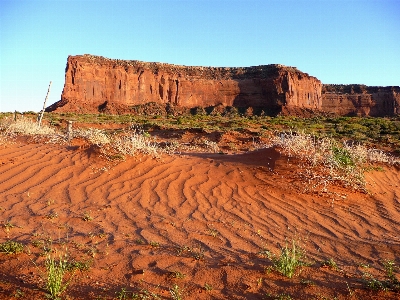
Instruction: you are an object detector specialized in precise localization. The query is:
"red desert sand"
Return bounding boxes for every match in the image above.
[0,138,399,299]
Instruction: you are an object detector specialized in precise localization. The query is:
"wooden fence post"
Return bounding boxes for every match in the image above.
[38,81,52,128]
[67,121,73,141]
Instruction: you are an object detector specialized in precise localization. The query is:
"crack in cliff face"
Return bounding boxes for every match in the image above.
[51,54,400,116]
[175,80,179,105]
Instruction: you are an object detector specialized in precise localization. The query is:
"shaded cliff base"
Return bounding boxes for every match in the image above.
[47,99,335,119]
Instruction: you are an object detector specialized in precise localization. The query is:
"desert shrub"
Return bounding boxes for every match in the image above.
[45,254,74,299]
[271,131,399,191]
[271,240,305,278]
[2,118,56,136]
[111,127,162,157]
[0,240,24,254]
[0,117,66,144]
[73,128,111,146]
[0,132,8,145]
[331,146,354,167]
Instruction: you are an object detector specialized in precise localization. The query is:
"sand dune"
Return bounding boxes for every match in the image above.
[0,140,399,299]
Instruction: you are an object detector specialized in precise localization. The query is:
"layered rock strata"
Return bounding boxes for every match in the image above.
[47,55,322,114]
[322,84,400,116]
[47,55,399,116]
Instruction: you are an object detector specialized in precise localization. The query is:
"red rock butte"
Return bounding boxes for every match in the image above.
[46,54,400,116]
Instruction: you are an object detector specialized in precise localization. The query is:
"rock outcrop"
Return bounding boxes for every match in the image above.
[47,55,322,114]
[47,54,399,116]
[321,84,400,116]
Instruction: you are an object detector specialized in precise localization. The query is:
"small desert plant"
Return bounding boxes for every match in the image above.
[383,260,397,281]
[3,220,16,233]
[272,240,305,278]
[0,240,24,254]
[203,139,220,153]
[207,227,219,237]
[111,127,162,157]
[331,146,354,167]
[45,254,74,299]
[204,283,213,291]
[45,212,59,220]
[149,241,160,247]
[13,289,25,298]
[67,259,92,272]
[300,279,315,286]
[116,288,160,300]
[73,128,111,146]
[116,287,129,300]
[322,258,339,271]
[169,270,186,279]
[273,293,293,300]
[169,284,184,300]
[362,272,388,291]
[258,247,272,259]
[189,245,205,260]
[271,131,399,192]
[82,211,93,221]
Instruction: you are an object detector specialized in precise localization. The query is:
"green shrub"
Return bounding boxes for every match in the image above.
[45,255,74,299]
[272,240,305,278]
[0,240,24,254]
[332,146,354,167]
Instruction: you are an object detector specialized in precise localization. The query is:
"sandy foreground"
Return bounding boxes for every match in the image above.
[0,139,399,299]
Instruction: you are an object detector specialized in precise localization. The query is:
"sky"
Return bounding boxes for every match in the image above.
[1,0,399,112]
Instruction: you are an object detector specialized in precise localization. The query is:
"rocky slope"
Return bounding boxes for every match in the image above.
[46,54,399,116]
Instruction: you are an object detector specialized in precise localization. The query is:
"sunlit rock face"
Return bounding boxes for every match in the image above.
[322,84,400,116]
[47,55,399,116]
[47,55,322,114]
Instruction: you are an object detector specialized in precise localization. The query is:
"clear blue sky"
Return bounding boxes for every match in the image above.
[1,0,399,112]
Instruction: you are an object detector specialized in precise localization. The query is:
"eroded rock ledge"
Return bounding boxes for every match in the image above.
[46,54,400,116]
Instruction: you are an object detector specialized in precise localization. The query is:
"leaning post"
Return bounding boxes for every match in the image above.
[38,81,52,128]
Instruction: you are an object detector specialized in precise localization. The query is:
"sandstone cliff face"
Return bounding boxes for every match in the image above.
[48,55,322,114]
[47,55,399,116]
[321,85,400,116]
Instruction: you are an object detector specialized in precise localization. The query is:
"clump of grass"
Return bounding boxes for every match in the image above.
[0,240,24,254]
[204,283,213,291]
[203,139,220,153]
[82,212,93,221]
[0,132,8,145]
[383,259,397,281]
[3,220,16,233]
[169,284,184,300]
[67,259,92,272]
[271,240,305,278]
[189,245,205,260]
[258,247,272,259]
[271,131,400,192]
[116,287,160,300]
[0,117,67,144]
[111,127,162,158]
[207,227,219,238]
[169,270,186,279]
[45,212,59,220]
[45,254,75,299]
[322,258,339,271]
[362,272,388,291]
[2,118,56,136]
[149,241,160,248]
[73,128,111,146]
